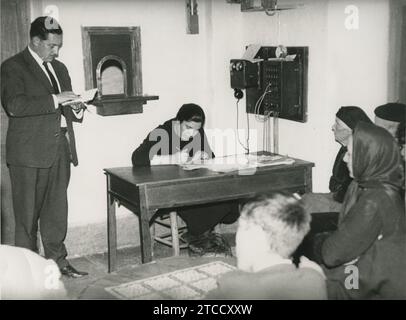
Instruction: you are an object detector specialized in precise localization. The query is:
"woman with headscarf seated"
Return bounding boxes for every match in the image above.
[295,107,372,262]
[313,122,406,299]
[131,103,238,256]
[302,106,372,214]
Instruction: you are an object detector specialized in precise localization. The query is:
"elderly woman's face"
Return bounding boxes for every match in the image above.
[332,117,352,146]
[343,135,354,178]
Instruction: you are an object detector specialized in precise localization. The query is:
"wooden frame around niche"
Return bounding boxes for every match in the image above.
[81,26,158,116]
[82,26,142,96]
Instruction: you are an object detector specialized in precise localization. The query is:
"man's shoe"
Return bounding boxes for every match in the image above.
[60,265,88,278]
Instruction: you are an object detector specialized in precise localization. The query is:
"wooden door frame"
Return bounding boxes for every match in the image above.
[1,0,31,244]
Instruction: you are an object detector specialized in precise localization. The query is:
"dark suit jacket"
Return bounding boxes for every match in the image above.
[1,47,81,168]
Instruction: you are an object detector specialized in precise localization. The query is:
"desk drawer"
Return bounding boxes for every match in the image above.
[109,175,140,206]
[146,167,307,209]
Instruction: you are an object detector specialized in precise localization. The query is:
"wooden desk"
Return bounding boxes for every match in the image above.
[104,155,314,272]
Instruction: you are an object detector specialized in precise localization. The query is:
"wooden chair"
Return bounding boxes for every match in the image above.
[150,211,188,256]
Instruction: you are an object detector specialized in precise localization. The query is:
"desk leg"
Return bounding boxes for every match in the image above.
[139,185,153,263]
[106,174,117,273]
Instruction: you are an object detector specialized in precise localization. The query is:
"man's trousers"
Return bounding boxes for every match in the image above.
[8,132,71,268]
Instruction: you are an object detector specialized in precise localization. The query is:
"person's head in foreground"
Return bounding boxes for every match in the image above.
[205,193,327,300]
[236,192,311,272]
[332,106,372,146]
[0,245,67,300]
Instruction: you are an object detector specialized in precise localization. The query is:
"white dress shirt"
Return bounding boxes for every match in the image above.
[27,46,83,126]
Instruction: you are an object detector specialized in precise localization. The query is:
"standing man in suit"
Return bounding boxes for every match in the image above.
[1,16,88,278]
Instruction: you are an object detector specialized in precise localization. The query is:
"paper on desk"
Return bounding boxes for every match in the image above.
[181,154,295,173]
[62,88,98,106]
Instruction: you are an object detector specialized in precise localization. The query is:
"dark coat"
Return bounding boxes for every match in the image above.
[1,48,80,168]
[316,122,406,299]
[319,186,406,299]
[329,146,352,203]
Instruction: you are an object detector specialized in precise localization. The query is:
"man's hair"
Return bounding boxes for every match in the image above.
[239,192,311,258]
[176,103,205,126]
[30,16,63,40]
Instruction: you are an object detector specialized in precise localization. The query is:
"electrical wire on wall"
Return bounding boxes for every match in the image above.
[273,111,279,154]
[235,98,250,154]
[252,80,274,153]
[253,82,273,122]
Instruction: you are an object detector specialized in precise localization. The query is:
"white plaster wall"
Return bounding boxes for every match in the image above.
[209,0,390,192]
[30,0,391,229]
[35,0,214,226]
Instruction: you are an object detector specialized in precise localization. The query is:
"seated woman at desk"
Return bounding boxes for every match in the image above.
[313,122,406,299]
[131,103,239,255]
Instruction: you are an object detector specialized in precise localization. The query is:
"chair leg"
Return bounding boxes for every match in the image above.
[150,222,155,257]
[169,211,180,256]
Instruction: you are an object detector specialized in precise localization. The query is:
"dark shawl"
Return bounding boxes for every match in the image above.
[329,106,372,202]
[318,122,406,299]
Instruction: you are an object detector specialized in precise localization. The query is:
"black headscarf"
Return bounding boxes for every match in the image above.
[329,106,372,202]
[336,106,372,130]
[341,122,403,217]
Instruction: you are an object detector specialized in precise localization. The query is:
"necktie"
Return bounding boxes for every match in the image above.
[43,62,78,166]
[42,62,60,94]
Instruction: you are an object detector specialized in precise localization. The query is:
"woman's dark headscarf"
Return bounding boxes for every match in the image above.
[341,122,403,217]
[329,106,372,202]
[352,122,403,188]
[336,106,372,130]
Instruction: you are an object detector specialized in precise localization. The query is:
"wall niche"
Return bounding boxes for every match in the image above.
[81,26,158,116]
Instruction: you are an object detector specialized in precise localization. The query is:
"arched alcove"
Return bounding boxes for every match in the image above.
[96,55,127,97]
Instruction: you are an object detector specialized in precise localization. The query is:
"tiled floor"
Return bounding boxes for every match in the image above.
[61,233,236,299]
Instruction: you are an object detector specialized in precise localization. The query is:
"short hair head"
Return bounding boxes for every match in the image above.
[175,103,205,126]
[239,193,311,258]
[30,16,63,40]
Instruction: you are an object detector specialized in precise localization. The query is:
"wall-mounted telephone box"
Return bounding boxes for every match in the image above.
[230,46,308,122]
[230,59,259,89]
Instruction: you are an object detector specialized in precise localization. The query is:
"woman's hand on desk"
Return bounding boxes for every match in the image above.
[190,151,210,163]
[174,149,190,164]
[150,149,190,165]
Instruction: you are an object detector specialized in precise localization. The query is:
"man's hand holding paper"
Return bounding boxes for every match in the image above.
[61,88,98,107]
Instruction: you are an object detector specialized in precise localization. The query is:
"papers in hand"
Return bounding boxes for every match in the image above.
[62,88,98,106]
